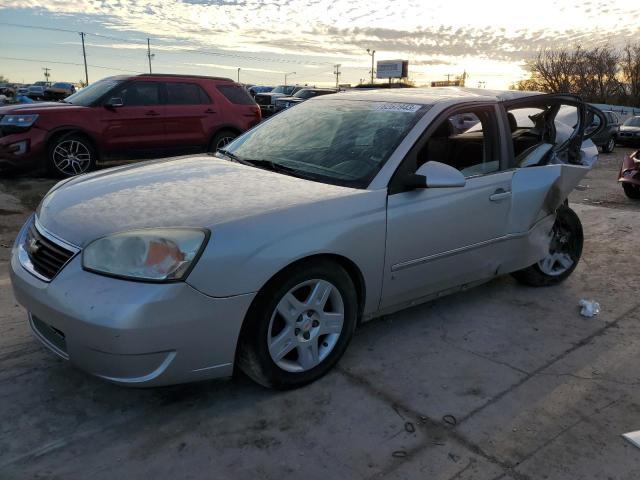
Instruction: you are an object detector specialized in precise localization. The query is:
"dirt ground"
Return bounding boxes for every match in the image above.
[1,147,640,480]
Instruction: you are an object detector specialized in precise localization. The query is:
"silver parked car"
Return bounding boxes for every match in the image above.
[10,88,604,389]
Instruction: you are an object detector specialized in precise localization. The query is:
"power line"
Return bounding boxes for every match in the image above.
[0,21,335,66]
[0,56,145,74]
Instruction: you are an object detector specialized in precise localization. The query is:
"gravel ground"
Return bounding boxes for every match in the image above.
[1,147,639,480]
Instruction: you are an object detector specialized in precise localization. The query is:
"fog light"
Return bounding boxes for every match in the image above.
[9,140,28,155]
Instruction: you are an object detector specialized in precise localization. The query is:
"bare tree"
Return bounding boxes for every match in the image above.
[621,42,640,105]
[514,45,634,106]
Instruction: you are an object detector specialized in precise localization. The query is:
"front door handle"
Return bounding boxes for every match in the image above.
[145,110,160,116]
[489,189,512,202]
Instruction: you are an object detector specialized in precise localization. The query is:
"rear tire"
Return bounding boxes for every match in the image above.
[622,182,640,199]
[511,205,583,287]
[602,137,615,153]
[237,261,358,389]
[47,134,96,178]
[208,130,238,153]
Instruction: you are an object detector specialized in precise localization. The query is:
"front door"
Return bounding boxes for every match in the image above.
[99,81,166,156]
[381,104,513,309]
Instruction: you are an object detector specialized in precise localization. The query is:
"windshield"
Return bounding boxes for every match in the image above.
[64,79,123,106]
[221,99,429,188]
[623,117,640,127]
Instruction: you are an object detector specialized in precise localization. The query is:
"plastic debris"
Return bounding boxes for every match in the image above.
[442,414,457,426]
[622,431,640,449]
[579,299,601,317]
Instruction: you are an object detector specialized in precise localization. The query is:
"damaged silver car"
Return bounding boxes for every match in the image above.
[10,88,603,389]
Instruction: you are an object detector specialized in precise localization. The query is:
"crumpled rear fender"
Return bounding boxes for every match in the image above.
[510,163,591,233]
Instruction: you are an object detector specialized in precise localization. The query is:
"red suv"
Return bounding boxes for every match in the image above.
[0,74,261,177]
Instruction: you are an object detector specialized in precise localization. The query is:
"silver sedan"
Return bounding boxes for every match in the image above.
[10,88,603,389]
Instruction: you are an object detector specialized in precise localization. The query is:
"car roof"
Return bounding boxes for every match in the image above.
[330,87,543,105]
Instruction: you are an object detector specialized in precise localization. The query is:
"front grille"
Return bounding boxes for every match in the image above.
[24,222,75,280]
[254,94,271,106]
[30,315,68,358]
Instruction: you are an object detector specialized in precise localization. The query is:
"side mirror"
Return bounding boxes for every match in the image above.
[405,161,466,189]
[105,97,124,108]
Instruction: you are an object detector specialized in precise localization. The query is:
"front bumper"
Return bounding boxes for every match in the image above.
[618,134,640,146]
[10,222,255,387]
[0,128,47,169]
[618,152,640,185]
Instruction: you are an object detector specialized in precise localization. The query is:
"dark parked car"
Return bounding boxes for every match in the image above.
[254,85,305,116]
[44,82,76,100]
[0,74,261,177]
[248,85,273,98]
[26,85,45,100]
[0,83,15,96]
[273,88,338,112]
[618,116,640,147]
[588,109,620,153]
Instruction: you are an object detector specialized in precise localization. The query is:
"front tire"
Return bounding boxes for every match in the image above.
[511,205,583,287]
[47,134,96,178]
[237,261,358,389]
[622,182,640,199]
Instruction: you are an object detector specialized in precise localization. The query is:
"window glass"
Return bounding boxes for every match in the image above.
[116,82,161,106]
[66,79,124,106]
[217,85,255,105]
[418,110,497,177]
[223,99,428,188]
[166,82,209,105]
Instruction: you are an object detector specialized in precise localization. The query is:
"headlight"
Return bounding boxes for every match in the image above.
[0,114,39,128]
[83,229,208,281]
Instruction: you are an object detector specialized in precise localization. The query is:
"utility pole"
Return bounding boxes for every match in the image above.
[366,49,375,85]
[147,38,154,74]
[79,32,89,86]
[334,64,341,89]
[285,71,296,86]
[42,67,51,84]
[237,68,240,83]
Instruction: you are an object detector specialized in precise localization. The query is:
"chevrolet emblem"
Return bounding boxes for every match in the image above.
[26,237,40,256]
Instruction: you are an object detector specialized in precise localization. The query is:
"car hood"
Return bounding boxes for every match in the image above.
[620,126,640,132]
[37,156,361,246]
[0,102,78,114]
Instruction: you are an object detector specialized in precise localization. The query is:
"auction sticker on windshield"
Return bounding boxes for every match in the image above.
[373,103,421,113]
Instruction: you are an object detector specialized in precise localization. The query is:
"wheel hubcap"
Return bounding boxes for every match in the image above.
[537,217,575,276]
[53,140,91,176]
[216,136,235,151]
[267,279,344,373]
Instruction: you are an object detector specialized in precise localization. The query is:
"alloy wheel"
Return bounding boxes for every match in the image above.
[537,218,576,276]
[215,136,235,151]
[267,279,344,373]
[52,139,92,176]
[607,138,615,152]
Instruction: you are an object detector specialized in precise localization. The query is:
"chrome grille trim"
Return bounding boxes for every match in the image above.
[18,217,80,282]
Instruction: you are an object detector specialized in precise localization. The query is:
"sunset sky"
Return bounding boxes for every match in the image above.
[1,0,639,88]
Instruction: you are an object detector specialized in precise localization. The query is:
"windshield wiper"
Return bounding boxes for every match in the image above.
[216,149,253,166]
[217,151,321,181]
[242,159,322,181]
